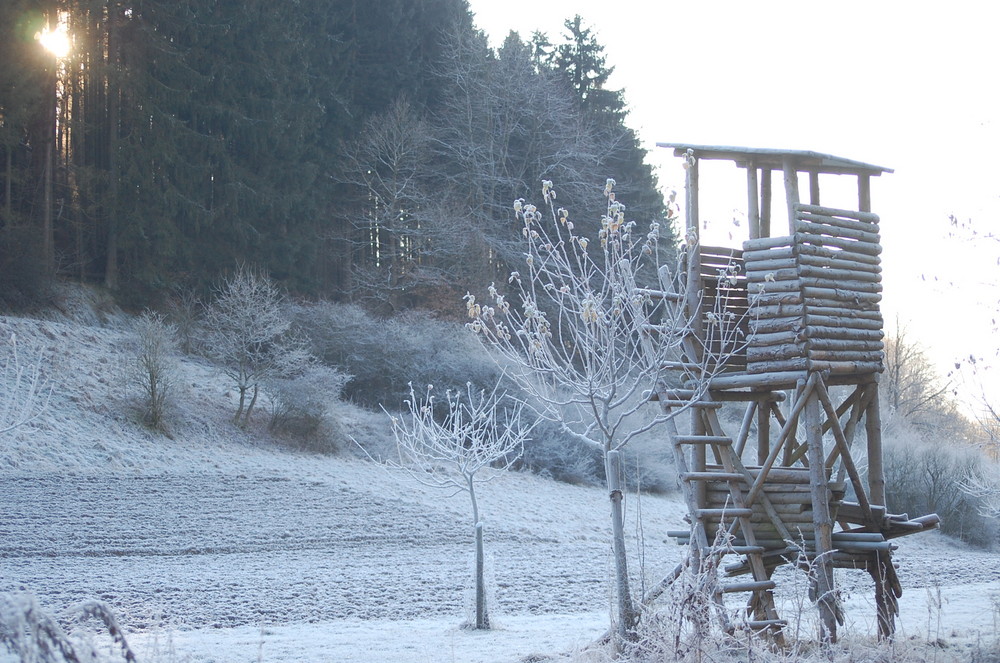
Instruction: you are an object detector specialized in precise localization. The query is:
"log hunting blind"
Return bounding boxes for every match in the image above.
[648,143,937,643]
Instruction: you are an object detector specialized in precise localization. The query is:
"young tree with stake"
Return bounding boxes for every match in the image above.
[464,179,728,643]
[385,382,528,630]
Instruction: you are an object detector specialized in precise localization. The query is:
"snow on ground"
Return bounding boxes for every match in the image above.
[2,300,1000,662]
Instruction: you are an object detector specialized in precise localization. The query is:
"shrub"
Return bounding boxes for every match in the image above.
[129,310,177,431]
[267,364,351,453]
[199,266,310,427]
[518,419,604,485]
[290,301,506,409]
[882,438,998,547]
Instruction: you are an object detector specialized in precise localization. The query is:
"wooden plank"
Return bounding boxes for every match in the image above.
[796,243,880,265]
[748,358,809,373]
[799,264,882,283]
[761,169,772,238]
[806,327,884,341]
[748,161,760,241]
[750,317,804,334]
[751,329,805,347]
[795,220,880,244]
[675,435,733,445]
[735,400,756,457]
[806,337,885,352]
[753,304,805,318]
[809,172,821,206]
[682,472,747,482]
[809,360,882,374]
[749,292,804,307]
[801,286,882,304]
[796,203,879,224]
[858,175,872,213]
[801,279,883,295]
[748,280,801,294]
[796,232,882,256]
[700,244,743,259]
[805,314,883,330]
[704,371,808,390]
[783,156,800,234]
[743,246,795,262]
[747,344,806,362]
[807,350,884,363]
[804,305,882,320]
[747,268,799,282]
[742,257,797,272]
[798,253,882,273]
[797,211,880,234]
[721,580,776,593]
[806,389,838,641]
[744,235,793,251]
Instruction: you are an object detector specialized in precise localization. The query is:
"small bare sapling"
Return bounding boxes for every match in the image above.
[385,382,529,630]
[130,310,177,431]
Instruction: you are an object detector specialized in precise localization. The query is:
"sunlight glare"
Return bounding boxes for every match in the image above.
[36,17,71,59]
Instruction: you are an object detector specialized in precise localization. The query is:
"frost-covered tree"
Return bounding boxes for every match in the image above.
[201,266,310,427]
[385,382,528,630]
[464,179,713,644]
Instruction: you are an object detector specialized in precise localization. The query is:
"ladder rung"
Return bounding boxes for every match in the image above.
[719,580,776,594]
[681,472,746,482]
[746,620,787,629]
[674,435,733,445]
[696,508,753,518]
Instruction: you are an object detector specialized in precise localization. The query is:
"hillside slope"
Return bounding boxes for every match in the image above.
[2,292,998,662]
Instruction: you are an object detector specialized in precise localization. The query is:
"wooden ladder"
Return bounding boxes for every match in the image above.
[655,386,787,641]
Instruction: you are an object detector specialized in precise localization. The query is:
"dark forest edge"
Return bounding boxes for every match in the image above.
[1,0,673,313]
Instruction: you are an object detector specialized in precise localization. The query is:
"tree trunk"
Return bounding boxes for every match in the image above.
[242,383,259,426]
[606,449,637,643]
[469,477,489,629]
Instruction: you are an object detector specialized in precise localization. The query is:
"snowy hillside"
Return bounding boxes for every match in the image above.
[1,294,999,662]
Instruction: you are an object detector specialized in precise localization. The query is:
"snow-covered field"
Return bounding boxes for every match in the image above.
[2,298,1000,662]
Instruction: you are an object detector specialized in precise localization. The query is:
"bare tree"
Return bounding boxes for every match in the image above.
[464,180,718,643]
[201,266,311,427]
[1,334,50,437]
[384,382,529,630]
[883,321,953,430]
[130,310,177,431]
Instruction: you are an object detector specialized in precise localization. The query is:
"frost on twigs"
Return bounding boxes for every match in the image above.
[0,593,137,663]
[129,310,177,433]
[0,334,50,438]
[464,178,686,454]
[382,382,529,630]
[199,266,311,428]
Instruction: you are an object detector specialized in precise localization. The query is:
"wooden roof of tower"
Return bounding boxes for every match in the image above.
[657,143,893,176]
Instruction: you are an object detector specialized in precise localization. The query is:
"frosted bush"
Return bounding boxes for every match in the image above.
[290,302,507,408]
[268,364,352,452]
[129,310,177,432]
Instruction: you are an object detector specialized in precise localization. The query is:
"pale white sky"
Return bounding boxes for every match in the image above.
[468,0,1000,411]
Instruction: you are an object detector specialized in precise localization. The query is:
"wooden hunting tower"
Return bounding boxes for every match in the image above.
[651,144,939,642]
